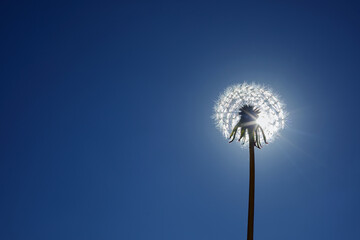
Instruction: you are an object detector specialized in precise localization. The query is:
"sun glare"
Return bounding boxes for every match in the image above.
[213,83,286,146]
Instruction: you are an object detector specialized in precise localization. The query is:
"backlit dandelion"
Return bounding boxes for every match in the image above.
[213,82,286,240]
[214,83,286,146]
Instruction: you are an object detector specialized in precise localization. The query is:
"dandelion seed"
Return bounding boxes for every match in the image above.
[213,82,286,146]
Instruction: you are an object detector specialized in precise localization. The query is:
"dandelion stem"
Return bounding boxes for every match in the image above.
[247,132,255,240]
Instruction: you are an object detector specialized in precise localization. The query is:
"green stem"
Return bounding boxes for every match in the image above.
[247,134,255,240]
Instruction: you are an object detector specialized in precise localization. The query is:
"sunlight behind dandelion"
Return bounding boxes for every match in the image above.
[213,83,286,145]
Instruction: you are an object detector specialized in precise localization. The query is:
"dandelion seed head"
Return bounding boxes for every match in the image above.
[213,83,286,146]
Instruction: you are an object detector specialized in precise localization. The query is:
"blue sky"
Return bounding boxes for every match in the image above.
[1,1,360,239]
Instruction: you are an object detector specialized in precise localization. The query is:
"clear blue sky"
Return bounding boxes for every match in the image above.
[1,1,360,239]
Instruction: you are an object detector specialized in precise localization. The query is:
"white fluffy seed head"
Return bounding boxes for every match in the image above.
[213,83,286,146]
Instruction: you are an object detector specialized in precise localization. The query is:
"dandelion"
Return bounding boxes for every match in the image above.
[213,83,286,240]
